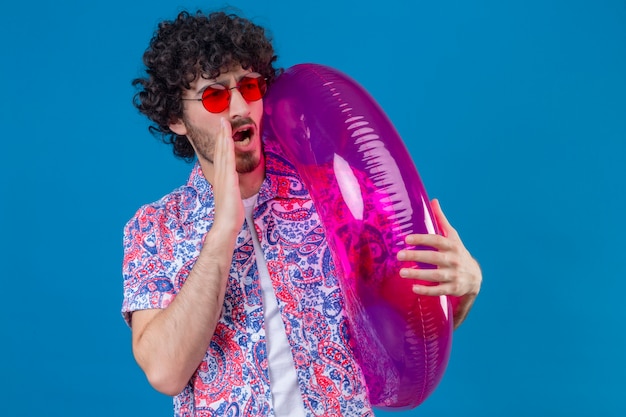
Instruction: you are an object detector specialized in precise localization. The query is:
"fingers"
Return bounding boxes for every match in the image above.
[397,200,481,298]
[400,248,482,297]
[411,281,461,297]
[410,281,474,299]
[398,248,456,271]
[214,118,238,191]
[215,118,234,173]
[212,118,243,233]
[400,266,453,283]
[399,249,458,285]
[402,233,452,250]
[402,268,469,297]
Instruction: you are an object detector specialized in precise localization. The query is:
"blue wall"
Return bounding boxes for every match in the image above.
[1,1,624,416]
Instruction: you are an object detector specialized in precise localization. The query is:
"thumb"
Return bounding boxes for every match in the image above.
[430,198,455,238]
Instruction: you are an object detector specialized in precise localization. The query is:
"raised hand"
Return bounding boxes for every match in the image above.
[211,117,245,235]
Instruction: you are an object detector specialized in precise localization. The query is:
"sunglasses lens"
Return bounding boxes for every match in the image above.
[239,75,267,102]
[201,85,230,113]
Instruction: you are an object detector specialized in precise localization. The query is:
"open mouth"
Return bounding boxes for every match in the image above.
[232,125,255,145]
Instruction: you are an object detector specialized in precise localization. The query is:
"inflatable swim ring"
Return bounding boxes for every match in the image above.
[263,63,455,409]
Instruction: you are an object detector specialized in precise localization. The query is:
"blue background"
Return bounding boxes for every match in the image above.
[1,0,624,416]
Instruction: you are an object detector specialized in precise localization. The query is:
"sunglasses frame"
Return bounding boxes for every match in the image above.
[181,72,267,113]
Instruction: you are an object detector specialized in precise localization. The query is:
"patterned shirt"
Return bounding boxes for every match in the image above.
[121,143,374,417]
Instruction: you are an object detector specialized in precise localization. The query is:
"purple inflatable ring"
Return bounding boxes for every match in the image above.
[263,63,456,409]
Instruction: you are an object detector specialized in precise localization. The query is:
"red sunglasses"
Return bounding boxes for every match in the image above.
[182,72,267,113]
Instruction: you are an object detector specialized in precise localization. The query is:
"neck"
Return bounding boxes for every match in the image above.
[238,161,265,199]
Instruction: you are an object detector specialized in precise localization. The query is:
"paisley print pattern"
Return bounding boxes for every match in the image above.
[122,142,373,416]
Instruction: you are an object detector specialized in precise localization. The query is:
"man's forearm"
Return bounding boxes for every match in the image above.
[131,226,238,395]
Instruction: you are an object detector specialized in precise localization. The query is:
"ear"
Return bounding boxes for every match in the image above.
[169,118,188,136]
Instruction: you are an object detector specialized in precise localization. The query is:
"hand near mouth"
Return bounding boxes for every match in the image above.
[212,117,245,235]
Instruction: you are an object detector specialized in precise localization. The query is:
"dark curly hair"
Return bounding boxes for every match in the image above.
[132,10,279,162]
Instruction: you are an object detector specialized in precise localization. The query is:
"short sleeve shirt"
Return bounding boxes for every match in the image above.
[122,145,374,417]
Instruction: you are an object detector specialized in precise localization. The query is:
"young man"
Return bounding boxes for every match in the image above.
[122,10,482,417]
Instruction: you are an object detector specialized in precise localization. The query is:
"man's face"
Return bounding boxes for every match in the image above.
[170,65,265,174]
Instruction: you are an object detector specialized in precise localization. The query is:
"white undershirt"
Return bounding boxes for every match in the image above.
[242,195,306,417]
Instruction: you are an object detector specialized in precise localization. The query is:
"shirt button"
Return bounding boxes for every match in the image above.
[251,333,261,343]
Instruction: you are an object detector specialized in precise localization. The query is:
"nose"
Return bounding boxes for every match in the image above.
[228,88,251,119]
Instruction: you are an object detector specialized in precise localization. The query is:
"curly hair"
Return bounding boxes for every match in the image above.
[132,10,279,161]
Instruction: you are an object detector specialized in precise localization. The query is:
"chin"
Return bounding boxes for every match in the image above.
[236,152,263,174]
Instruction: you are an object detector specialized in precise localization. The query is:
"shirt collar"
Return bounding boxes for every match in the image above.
[258,142,310,206]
